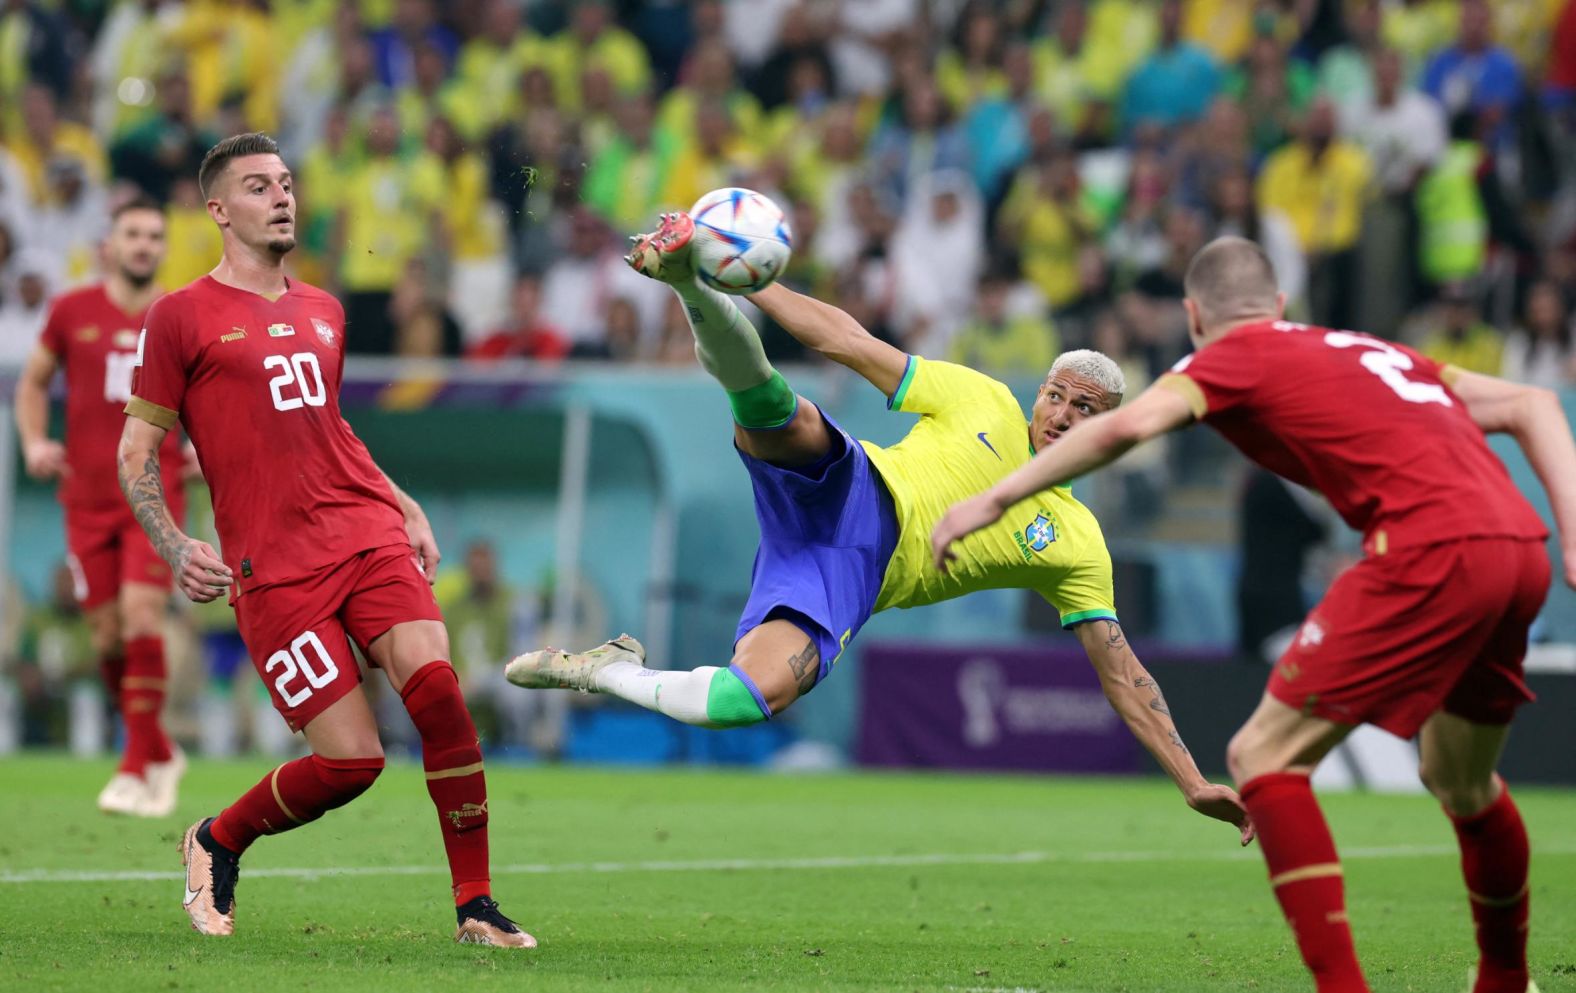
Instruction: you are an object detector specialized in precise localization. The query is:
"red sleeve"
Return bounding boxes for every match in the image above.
[125,294,189,430]
[1161,333,1265,418]
[37,295,70,358]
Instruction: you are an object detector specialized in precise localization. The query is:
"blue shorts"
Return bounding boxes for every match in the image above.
[733,410,899,713]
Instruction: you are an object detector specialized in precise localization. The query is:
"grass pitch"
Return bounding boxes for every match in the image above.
[1,755,1573,993]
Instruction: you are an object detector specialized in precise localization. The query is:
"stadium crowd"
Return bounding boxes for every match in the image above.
[0,0,1574,388]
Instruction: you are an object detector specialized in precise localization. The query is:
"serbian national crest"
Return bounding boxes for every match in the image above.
[312,318,335,346]
[1024,513,1056,551]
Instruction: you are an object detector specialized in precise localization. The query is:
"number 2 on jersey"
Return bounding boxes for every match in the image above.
[1323,331,1452,407]
[265,352,327,411]
[264,630,340,708]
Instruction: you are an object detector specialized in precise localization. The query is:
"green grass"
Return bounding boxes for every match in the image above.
[1,755,1573,993]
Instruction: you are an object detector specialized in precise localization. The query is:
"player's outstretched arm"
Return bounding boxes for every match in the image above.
[1450,370,1576,589]
[378,467,440,583]
[748,283,909,398]
[117,415,231,602]
[14,346,67,480]
[932,385,1196,571]
[1073,619,1255,846]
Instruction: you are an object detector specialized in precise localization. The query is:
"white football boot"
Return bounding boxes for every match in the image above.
[142,744,187,817]
[97,771,152,816]
[505,635,645,693]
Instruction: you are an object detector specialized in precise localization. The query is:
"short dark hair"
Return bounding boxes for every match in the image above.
[1183,236,1280,328]
[111,194,163,223]
[198,132,281,199]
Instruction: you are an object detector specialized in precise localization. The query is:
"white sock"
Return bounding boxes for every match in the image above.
[672,281,773,392]
[594,661,719,727]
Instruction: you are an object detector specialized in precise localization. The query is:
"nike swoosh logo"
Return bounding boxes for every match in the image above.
[976,432,1001,460]
[184,882,203,907]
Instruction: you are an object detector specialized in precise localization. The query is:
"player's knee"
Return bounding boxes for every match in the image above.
[1418,761,1496,816]
[1225,727,1267,783]
[311,754,385,809]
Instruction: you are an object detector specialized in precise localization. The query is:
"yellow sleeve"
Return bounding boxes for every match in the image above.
[1041,537,1119,629]
[888,356,1017,417]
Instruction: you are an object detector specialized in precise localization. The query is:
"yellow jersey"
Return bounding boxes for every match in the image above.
[861,357,1119,627]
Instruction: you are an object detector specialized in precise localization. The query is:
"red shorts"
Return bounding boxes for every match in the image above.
[234,543,443,732]
[64,498,183,610]
[1268,536,1551,739]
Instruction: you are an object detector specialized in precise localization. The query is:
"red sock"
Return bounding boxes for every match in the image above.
[99,653,126,701]
[208,754,384,854]
[402,661,490,906]
[1240,772,1370,993]
[119,637,172,773]
[1450,785,1531,993]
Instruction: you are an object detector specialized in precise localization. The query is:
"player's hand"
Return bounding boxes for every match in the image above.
[173,538,232,603]
[405,513,440,584]
[22,438,68,480]
[931,493,1006,573]
[1185,783,1256,846]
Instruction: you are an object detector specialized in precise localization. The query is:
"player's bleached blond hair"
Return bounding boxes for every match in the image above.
[1048,349,1126,404]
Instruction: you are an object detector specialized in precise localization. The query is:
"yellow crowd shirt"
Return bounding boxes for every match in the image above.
[861,357,1119,628]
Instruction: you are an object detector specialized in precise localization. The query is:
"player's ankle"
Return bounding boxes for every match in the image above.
[453,881,491,907]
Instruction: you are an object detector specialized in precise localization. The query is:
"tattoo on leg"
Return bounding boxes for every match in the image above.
[785,638,820,696]
[1132,674,1172,716]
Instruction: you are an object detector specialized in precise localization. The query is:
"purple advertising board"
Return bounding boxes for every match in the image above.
[855,641,1141,774]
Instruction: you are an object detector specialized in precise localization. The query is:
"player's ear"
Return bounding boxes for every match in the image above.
[1182,298,1201,340]
[206,197,226,227]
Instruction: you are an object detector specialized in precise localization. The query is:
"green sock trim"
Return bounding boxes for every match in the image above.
[706,669,768,728]
[726,370,798,430]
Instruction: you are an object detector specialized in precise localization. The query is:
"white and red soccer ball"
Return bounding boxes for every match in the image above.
[688,187,794,295]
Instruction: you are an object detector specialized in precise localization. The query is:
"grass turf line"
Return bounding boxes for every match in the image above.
[1,755,1572,993]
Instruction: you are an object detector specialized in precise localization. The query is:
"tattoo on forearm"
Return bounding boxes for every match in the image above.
[1169,730,1189,753]
[119,451,185,569]
[785,638,820,696]
[1099,620,1127,652]
[1132,674,1173,716]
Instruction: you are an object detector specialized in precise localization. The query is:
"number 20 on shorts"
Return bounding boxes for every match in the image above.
[265,630,341,708]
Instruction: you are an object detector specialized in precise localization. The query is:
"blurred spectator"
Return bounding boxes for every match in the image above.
[165,0,280,134]
[1207,164,1306,314]
[1225,36,1317,159]
[868,78,970,208]
[0,247,55,363]
[1318,0,1383,120]
[1052,244,1114,350]
[278,3,366,155]
[425,115,510,344]
[1411,283,1504,374]
[389,258,462,358]
[1413,113,1488,289]
[1105,147,1172,284]
[935,3,1008,111]
[110,68,217,204]
[759,41,838,159]
[337,105,443,354]
[13,563,95,747]
[369,0,457,90]
[795,103,869,269]
[574,295,644,361]
[1382,0,1463,74]
[583,93,668,233]
[538,207,624,351]
[946,264,1058,379]
[1421,0,1522,151]
[1032,0,1141,144]
[27,157,108,289]
[1348,48,1448,195]
[6,85,108,209]
[1502,278,1576,389]
[659,97,756,211]
[453,0,546,142]
[550,0,652,112]
[748,3,835,112]
[1257,99,1373,329]
[660,39,763,153]
[0,0,72,107]
[999,148,1100,310]
[1172,97,1252,209]
[158,176,223,290]
[1120,0,1222,135]
[890,169,984,355]
[963,41,1035,207]
[88,0,184,139]
[395,39,472,146]
[467,273,569,361]
[827,0,919,98]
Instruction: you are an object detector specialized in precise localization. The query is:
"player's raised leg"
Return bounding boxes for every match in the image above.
[629,212,833,467]
[1419,712,1535,993]
[181,688,386,936]
[1227,696,1367,993]
[371,618,535,948]
[120,580,183,816]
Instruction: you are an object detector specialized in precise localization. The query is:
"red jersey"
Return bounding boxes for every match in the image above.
[127,276,407,595]
[1164,319,1547,554]
[38,284,183,509]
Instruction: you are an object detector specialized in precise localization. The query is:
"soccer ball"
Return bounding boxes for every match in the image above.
[688,187,793,295]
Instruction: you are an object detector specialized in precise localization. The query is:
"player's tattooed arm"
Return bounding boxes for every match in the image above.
[118,417,231,602]
[1132,674,1173,716]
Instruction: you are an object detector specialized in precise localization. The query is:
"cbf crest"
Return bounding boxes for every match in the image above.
[1024,514,1057,551]
[312,318,336,346]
